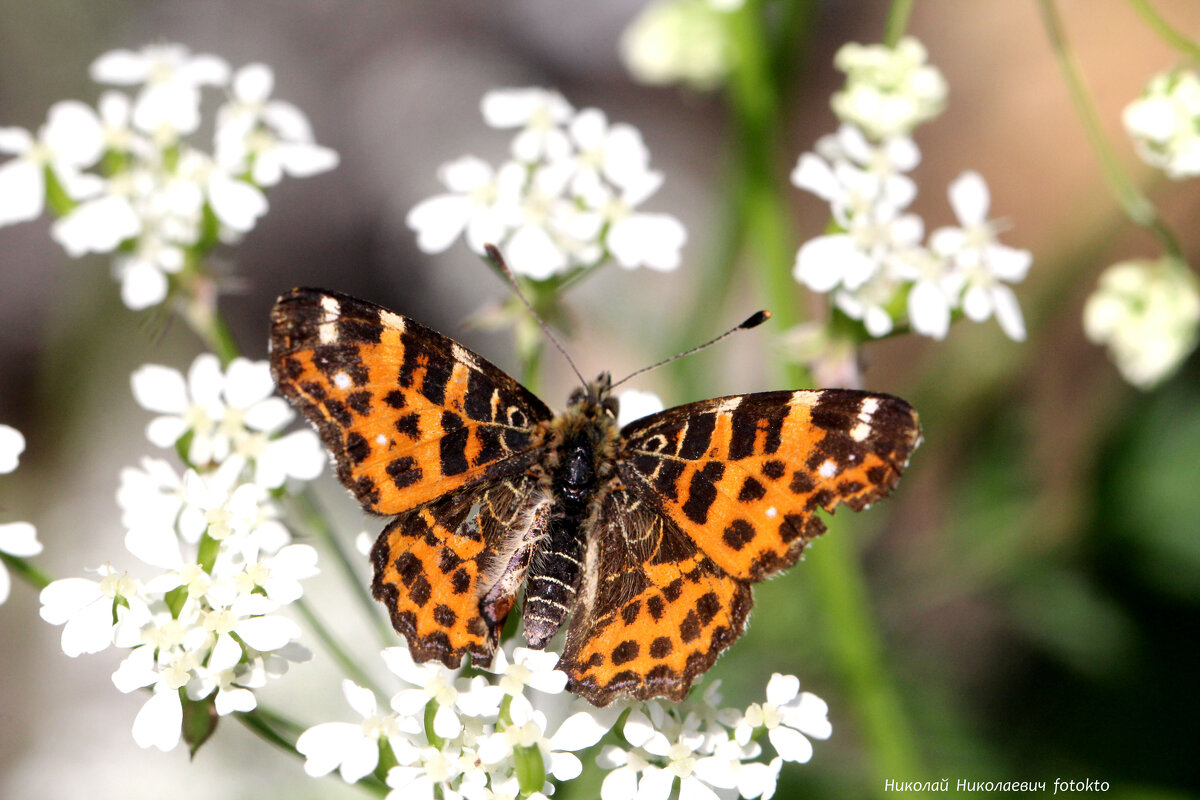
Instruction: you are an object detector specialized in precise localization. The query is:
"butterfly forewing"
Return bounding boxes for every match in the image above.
[617,389,921,582]
[269,288,553,516]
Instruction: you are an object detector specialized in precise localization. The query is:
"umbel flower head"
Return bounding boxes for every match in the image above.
[619,0,741,90]
[1083,257,1200,389]
[407,87,686,280]
[38,353,325,751]
[0,43,337,311]
[832,36,948,140]
[1123,67,1200,179]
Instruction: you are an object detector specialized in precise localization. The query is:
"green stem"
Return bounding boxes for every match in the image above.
[1037,0,1185,261]
[726,4,924,794]
[0,551,52,590]
[1126,0,1200,61]
[292,488,396,648]
[882,0,916,47]
[292,596,386,697]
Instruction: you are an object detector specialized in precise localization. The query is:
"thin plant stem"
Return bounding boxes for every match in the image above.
[292,595,386,697]
[1038,0,1185,261]
[883,0,916,48]
[1,551,52,591]
[1126,0,1200,61]
[726,3,926,793]
[292,487,397,649]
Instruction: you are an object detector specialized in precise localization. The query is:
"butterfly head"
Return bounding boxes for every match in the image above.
[566,372,620,421]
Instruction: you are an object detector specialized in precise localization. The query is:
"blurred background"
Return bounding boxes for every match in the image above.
[1,1,1198,798]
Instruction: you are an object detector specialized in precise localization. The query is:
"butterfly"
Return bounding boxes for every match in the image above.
[269,286,921,706]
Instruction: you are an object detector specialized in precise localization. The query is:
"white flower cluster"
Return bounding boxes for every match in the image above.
[599,675,830,800]
[299,643,830,800]
[0,44,337,310]
[1083,258,1200,389]
[407,88,686,280]
[38,354,326,751]
[619,0,742,90]
[0,425,43,605]
[831,37,948,141]
[793,125,1031,341]
[1123,67,1200,179]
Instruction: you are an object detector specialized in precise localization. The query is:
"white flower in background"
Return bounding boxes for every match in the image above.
[215,63,339,186]
[482,87,574,163]
[0,100,104,225]
[930,171,1030,341]
[386,742,470,800]
[91,44,230,139]
[794,123,1030,342]
[297,679,418,783]
[477,701,592,784]
[0,426,42,605]
[1123,68,1200,179]
[734,674,832,764]
[617,389,665,428]
[0,424,26,474]
[694,738,783,799]
[832,36,948,140]
[1083,258,1200,389]
[0,44,336,311]
[409,88,685,279]
[483,646,568,717]
[619,0,736,90]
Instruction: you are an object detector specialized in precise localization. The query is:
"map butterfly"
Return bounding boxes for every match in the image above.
[269,286,921,705]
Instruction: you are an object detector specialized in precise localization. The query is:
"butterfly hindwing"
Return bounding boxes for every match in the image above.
[617,389,921,582]
[270,288,553,516]
[558,489,753,705]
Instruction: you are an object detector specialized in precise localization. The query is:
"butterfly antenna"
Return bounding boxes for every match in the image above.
[610,309,771,390]
[483,244,590,392]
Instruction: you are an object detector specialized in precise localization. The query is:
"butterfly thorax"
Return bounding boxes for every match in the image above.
[522,373,622,648]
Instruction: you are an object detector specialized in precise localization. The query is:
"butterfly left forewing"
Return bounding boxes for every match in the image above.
[618,389,921,582]
[270,288,553,516]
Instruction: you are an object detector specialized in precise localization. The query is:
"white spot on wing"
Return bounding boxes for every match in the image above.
[379,309,405,332]
[318,295,341,344]
[766,506,778,518]
[790,389,823,406]
[850,421,871,442]
[333,372,351,390]
[375,434,387,445]
[713,396,743,413]
[819,459,838,479]
[451,342,480,371]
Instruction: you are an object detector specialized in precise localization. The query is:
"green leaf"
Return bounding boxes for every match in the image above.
[182,692,219,758]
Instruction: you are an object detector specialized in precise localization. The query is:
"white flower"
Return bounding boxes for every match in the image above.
[0,100,104,226]
[215,63,339,186]
[91,44,230,138]
[383,646,470,739]
[930,171,1031,341]
[51,192,142,257]
[1123,68,1200,179]
[619,0,736,90]
[39,565,146,656]
[483,646,568,718]
[409,90,684,278]
[694,738,783,799]
[407,156,511,255]
[734,674,831,763]
[132,354,302,475]
[481,88,573,163]
[0,424,25,474]
[1083,258,1200,389]
[387,742,467,800]
[831,36,947,140]
[298,679,418,783]
[617,389,665,428]
[0,521,42,605]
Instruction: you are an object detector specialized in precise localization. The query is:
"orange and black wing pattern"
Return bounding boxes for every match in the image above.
[558,488,752,705]
[269,288,552,515]
[617,389,921,583]
[270,288,554,665]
